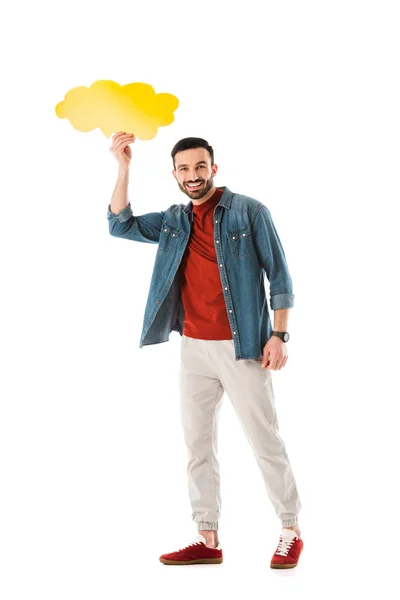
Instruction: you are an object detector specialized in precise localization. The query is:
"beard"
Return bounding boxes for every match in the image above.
[177,177,214,200]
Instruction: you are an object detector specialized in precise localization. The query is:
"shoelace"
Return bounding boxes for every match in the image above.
[177,540,204,552]
[275,536,294,556]
[177,533,219,552]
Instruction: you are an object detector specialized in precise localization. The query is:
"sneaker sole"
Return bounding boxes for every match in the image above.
[270,562,298,569]
[160,557,223,565]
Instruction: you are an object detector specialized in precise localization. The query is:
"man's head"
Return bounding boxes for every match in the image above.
[171,137,218,201]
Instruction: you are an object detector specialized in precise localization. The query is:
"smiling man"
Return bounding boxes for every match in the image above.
[107,133,303,569]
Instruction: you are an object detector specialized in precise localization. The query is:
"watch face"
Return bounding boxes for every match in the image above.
[283,332,289,342]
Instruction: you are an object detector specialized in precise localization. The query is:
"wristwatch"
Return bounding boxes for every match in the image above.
[271,331,290,342]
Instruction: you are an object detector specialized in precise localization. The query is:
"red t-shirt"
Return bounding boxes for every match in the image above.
[178,187,233,340]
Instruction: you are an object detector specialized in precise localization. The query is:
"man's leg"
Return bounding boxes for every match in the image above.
[179,335,225,547]
[209,340,302,530]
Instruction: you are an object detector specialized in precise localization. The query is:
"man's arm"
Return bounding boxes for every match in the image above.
[110,165,130,215]
[107,165,165,244]
[107,202,165,244]
[106,132,165,244]
[251,203,295,310]
[273,308,290,332]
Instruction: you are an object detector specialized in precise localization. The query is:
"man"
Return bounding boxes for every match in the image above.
[107,132,303,568]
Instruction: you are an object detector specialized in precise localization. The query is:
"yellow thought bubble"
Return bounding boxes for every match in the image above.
[55,80,179,140]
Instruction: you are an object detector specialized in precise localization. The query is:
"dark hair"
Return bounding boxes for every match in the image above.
[171,137,214,169]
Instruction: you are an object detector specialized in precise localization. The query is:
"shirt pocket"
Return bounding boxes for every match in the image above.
[159,222,182,253]
[226,225,253,258]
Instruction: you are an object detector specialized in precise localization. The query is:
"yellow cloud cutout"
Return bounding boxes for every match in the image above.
[55,80,179,140]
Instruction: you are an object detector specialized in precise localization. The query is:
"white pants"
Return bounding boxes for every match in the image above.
[179,334,302,531]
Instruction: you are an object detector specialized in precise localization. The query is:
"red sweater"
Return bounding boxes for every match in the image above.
[178,187,233,340]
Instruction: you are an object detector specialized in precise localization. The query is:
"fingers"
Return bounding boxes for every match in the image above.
[109,132,136,153]
[265,356,274,369]
[265,354,288,370]
[276,356,287,370]
[112,131,135,141]
[261,354,272,369]
[113,132,135,140]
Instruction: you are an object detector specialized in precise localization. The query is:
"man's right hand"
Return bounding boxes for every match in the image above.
[109,132,136,169]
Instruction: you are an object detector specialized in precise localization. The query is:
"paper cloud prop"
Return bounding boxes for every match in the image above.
[55,80,179,140]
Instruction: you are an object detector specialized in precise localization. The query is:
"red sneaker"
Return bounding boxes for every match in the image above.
[270,528,304,569]
[159,533,223,565]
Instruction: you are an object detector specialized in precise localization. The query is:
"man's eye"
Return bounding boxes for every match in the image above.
[180,166,206,170]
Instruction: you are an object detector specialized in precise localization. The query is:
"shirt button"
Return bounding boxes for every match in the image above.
[242,233,246,237]
[220,264,222,267]
[229,310,232,313]
[216,240,219,243]
[233,331,236,335]
[224,287,228,290]
[232,236,236,239]
[164,228,168,232]
[215,220,218,223]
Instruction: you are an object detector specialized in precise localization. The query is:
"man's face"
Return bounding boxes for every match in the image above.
[172,147,218,200]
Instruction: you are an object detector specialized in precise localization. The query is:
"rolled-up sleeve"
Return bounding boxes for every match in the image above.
[252,203,295,310]
[107,202,165,244]
[107,203,134,224]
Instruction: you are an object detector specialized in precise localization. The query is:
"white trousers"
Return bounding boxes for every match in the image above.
[179,334,302,531]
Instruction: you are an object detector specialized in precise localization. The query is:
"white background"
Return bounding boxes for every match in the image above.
[1,1,399,598]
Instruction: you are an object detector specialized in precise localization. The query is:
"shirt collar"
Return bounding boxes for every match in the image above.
[183,186,233,214]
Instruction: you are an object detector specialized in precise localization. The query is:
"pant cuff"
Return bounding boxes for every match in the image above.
[281,517,298,527]
[196,521,218,531]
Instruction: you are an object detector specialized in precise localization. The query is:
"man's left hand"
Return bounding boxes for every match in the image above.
[261,336,288,370]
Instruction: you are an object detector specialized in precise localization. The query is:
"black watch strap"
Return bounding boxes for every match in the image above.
[271,331,290,342]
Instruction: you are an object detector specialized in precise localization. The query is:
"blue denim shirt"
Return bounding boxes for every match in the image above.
[107,186,294,360]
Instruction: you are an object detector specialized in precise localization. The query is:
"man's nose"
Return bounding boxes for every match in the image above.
[186,171,199,181]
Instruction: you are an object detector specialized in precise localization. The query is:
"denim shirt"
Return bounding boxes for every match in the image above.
[107,186,295,361]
